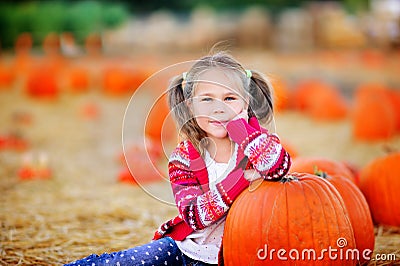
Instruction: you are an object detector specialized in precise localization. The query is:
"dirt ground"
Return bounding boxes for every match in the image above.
[0,50,399,265]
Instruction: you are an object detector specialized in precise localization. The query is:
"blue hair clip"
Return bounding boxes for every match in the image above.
[245,69,252,78]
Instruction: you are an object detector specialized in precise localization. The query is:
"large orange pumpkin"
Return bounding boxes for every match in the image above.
[321,173,374,265]
[359,152,400,226]
[290,158,374,265]
[223,173,358,265]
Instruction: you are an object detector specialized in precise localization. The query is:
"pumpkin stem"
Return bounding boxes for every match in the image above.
[280,174,299,183]
[313,165,328,178]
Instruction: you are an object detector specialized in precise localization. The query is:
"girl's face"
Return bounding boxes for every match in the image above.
[190,68,248,140]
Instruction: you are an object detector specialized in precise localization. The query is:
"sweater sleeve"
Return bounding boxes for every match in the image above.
[169,143,249,231]
[226,117,291,180]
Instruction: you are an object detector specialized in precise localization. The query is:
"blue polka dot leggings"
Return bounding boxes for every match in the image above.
[64,237,216,266]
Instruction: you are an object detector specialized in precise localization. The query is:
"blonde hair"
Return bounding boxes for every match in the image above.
[167,51,274,154]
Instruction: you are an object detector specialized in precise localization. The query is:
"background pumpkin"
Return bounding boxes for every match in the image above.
[144,93,177,144]
[280,138,298,158]
[68,66,91,92]
[25,64,59,99]
[269,75,290,113]
[291,79,348,121]
[385,88,400,133]
[118,137,164,185]
[359,152,400,227]
[0,63,16,88]
[118,151,164,185]
[289,156,356,183]
[102,65,132,95]
[351,83,396,141]
[223,173,357,265]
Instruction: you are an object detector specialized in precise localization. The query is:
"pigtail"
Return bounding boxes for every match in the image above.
[167,75,188,136]
[247,70,274,124]
[167,75,185,116]
[167,74,208,153]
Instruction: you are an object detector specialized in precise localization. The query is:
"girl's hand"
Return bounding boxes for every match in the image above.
[244,169,262,182]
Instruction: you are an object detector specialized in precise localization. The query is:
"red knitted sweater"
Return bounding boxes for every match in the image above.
[153,117,291,241]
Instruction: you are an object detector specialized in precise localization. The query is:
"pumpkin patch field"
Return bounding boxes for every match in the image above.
[0,49,399,265]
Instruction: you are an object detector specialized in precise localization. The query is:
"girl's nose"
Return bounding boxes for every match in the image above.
[211,100,227,114]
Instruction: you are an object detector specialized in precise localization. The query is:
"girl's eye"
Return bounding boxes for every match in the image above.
[201,97,212,102]
[225,96,236,101]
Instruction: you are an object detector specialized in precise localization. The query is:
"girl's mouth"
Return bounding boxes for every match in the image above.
[209,120,228,127]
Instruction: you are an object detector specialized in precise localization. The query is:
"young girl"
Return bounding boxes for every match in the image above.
[64,52,291,266]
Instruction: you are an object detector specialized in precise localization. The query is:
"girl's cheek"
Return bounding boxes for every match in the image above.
[230,103,245,116]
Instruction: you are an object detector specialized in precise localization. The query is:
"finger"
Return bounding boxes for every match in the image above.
[249,178,263,191]
[244,169,261,181]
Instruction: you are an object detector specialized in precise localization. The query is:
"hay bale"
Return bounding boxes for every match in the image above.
[274,8,314,52]
[236,6,272,48]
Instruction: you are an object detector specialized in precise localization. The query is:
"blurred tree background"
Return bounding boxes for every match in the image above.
[0,0,370,50]
[0,1,129,48]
